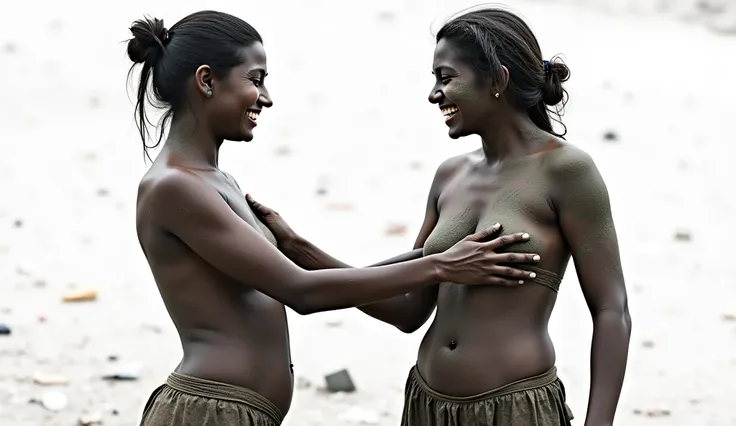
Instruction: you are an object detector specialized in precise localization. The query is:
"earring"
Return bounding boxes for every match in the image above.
[205,89,213,98]
[494,92,500,98]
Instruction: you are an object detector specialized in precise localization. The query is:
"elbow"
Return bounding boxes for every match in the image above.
[396,323,421,334]
[289,290,321,316]
[593,305,632,335]
[288,279,326,316]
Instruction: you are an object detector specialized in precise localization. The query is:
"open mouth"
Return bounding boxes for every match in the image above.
[246,110,260,123]
[440,105,458,122]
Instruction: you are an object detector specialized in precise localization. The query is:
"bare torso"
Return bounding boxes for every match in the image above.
[418,145,572,396]
[136,155,294,414]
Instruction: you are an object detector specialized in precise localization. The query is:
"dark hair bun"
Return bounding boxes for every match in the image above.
[127,16,166,65]
[542,59,570,106]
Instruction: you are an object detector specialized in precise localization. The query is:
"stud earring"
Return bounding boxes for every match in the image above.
[494,92,500,98]
[205,89,213,98]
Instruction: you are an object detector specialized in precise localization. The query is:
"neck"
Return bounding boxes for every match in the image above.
[477,110,550,165]
[164,113,223,168]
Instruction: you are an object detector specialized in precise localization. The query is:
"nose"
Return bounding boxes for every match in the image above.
[428,87,442,105]
[259,86,273,108]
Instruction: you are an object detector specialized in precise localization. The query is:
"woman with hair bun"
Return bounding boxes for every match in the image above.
[252,6,632,426]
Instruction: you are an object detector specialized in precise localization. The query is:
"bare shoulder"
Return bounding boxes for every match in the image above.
[138,168,214,224]
[434,151,474,185]
[542,142,604,188]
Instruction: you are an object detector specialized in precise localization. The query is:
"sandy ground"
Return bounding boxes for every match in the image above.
[1,0,735,425]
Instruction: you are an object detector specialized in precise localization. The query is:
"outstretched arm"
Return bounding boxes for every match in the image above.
[249,158,538,332]
[149,170,530,316]
[551,148,632,426]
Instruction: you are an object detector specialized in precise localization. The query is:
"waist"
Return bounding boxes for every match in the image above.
[410,364,560,403]
[417,329,555,395]
[166,372,284,424]
[178,341,294,414]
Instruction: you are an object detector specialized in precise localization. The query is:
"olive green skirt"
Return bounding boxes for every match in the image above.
[401,365,573,426]
[139,372,284,426]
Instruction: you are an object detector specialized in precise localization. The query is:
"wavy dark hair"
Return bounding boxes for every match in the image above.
[436,6,570,137]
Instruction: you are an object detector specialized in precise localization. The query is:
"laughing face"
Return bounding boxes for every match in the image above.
[428,38,497,139]
[207,42,273,142]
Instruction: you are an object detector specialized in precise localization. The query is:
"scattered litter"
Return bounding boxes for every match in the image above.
[41,390,68,411]
[62,289,98,302]
[674,230,692,242]
[79,412,103,425]
[33,373,70,386]
[325,369,356,393]
[602,130,618,142]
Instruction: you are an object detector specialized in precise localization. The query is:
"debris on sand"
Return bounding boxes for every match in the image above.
[40,390,68,412]
[62,289,98,303]
[325,369,356,393]
[33,372,70,386]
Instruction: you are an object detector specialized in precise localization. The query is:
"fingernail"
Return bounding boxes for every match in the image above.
[529,272,537,279]
[533,255,540,262]
[518,280,524,285]
[493,223,501,229]
[522,233,530,240]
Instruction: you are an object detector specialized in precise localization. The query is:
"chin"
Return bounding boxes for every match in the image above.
[447,127,467,140]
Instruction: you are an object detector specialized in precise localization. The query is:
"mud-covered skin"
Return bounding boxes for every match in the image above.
[416,141,614,395]
[259,140,628,424]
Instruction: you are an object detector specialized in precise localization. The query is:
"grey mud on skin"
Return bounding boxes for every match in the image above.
[126,10,544,425]
[250,6,631,426]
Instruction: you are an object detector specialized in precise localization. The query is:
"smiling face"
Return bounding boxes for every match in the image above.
[428,38,497,139]
[204,42,273,142]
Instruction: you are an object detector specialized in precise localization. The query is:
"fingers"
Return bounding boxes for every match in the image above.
[484,232,531,251]
[245,194,270,215]
[492,252,541,264]
[489,265,538,280]
[463,223,502,242]
[483,276,527,287]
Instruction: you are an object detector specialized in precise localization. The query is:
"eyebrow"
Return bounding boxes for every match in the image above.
[432,65,457,74]
[249,68,268,78]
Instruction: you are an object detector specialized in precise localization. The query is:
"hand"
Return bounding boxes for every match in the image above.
[245,194,298,246]
[435,224,541,286]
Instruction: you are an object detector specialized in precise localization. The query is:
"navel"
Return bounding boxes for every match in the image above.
[448,340,457,350]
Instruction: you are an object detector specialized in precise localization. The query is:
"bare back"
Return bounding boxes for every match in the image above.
[136,154,294,414]
[418,142,574,396]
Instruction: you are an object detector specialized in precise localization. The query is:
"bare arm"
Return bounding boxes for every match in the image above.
[150,171,514,316]
[275,160,451,332]
[257,157,538,332]
[551,148,632,426]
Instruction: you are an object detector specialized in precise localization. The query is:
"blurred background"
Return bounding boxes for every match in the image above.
[1,0,735,424]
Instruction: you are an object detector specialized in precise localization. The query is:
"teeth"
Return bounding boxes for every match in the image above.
[247,111,259,121]
[441,106,458,116]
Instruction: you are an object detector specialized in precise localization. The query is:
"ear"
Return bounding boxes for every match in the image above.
[494,65,511,96]
[194,65,214,97]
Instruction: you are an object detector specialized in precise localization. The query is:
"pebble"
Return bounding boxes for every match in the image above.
[41,390,68,412]
[79,412,103,425]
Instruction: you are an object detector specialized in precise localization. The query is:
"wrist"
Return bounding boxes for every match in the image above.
[426,254,447,282]
[278,232,303,255]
